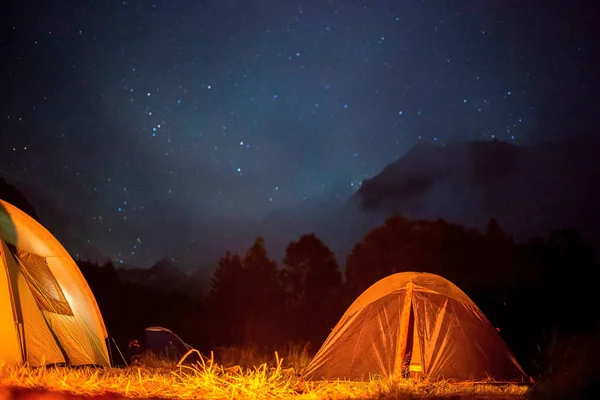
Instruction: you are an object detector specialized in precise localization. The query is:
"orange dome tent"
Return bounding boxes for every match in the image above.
[0,199,110,366]
[304,272,526,382]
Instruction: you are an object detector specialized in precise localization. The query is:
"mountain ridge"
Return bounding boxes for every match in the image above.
[353,138,600,247]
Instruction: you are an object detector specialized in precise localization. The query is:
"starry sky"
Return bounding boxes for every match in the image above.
[1,0,597,270]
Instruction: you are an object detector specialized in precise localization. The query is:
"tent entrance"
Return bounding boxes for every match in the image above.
[394,282,423,380]
[403,304,423,380]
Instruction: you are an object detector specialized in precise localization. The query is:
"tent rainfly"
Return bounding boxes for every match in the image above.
[0,199,110,367]
[304,272,527,382]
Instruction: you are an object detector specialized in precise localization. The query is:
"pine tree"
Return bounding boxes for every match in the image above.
[207,251,244,346]
[241,237,283,347]
[283,233,342,345]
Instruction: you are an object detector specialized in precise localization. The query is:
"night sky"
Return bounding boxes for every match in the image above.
[1,0,597,270]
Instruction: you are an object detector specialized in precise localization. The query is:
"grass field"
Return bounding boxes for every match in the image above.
[0,346,531,400]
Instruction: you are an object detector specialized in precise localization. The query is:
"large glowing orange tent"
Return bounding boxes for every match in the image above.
[0,199,110,367]
[304,272,527,382]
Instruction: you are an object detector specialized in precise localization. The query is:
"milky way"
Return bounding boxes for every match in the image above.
[1,0,596,270]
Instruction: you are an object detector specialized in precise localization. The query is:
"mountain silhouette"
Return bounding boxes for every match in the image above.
[354,139,600,248]
[0,177,39,220]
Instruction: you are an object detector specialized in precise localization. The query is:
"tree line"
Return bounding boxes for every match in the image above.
[78,215,599,377]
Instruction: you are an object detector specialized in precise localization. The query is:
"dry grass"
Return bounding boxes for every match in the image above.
[212,342,313,370]
[0,352,529,400]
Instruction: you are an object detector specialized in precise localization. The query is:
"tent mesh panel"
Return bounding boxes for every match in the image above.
[7,244,73,316]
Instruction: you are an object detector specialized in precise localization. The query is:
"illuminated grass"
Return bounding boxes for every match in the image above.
[0,352,529,399]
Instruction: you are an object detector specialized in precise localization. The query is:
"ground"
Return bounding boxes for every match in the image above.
[0,352,530,400]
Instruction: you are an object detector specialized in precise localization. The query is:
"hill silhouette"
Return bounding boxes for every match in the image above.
[0,177,39,221]
[116,257,206,300]
[355,139,600,249]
